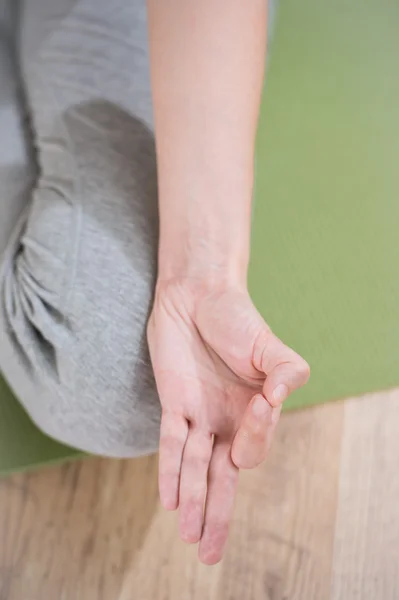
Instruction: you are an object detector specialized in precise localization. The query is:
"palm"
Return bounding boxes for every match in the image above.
[148,280,309,565]
[151,285,263,430]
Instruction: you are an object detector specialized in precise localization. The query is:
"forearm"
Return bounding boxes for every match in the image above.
[147,0,267,286]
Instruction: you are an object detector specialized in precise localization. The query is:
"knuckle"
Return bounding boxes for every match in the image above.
[252,327,274,373]
[297,359,311,384]
[207,519,229,542]
[186,452,210,473]
[160,432,183,456]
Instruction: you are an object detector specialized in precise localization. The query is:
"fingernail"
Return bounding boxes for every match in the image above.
[252,395,271,418]
[273,384,289,405]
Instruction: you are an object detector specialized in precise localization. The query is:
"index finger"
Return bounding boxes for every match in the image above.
[198,440,239,565]
[231,393,272,470]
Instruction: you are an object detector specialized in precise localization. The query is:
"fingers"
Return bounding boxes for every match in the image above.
[230,393,272,469]
[254,329,310,408]
[231,329,309,471]
[262,354,310,408]
[159,411,189,511]
[179,428,213,544]
[160,418,238,564]
[199,441,239,566]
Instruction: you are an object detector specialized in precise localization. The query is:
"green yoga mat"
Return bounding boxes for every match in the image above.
[250,0,399,409]
[1,0,399,475]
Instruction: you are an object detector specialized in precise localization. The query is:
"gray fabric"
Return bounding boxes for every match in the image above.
[0,2,34,255]
[0,0,161,457]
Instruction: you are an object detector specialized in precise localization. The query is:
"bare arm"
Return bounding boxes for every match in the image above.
[147,0,267,286]
[147,0,310,565]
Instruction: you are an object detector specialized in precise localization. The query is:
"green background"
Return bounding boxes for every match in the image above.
[1,0,398,473]
[250,0,399,409]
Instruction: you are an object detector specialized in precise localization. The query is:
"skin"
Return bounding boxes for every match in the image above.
[147,0,310,565]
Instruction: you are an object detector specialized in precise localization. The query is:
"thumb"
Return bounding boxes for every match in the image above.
[253,329,310,408]
[231,330,310,470]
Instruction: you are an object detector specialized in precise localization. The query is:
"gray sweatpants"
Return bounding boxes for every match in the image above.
[0,0,162,457]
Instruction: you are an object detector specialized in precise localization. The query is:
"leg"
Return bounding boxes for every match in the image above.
[0,0,161,457]
[0,2,34,254]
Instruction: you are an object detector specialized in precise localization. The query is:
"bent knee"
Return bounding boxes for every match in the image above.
[0,336,161,459]
[38,380,162,458]
[0,100,160,458]
[0,245,161,459]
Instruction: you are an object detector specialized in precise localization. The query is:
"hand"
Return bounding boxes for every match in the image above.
[147,278,310,565]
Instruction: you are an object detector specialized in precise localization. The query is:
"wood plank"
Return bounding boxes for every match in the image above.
[0,456,160,600]
[331,388,399,600]
[219,402,343,600]
[0,401,344,600]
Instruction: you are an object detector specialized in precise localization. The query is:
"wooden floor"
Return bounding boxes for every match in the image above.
[0,389,398,600]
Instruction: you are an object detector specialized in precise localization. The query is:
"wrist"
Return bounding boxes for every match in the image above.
[153,266,249,325]
[157,232,250,289]
[157,190,252,288]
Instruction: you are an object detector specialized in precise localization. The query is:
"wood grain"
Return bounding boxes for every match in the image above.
[0,456,160,600]
[1,395,397,600]
[220,401,343,600]
[331,389,399,600]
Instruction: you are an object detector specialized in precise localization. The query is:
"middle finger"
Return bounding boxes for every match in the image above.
[198,440,239,565]
[179,427,213,544]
